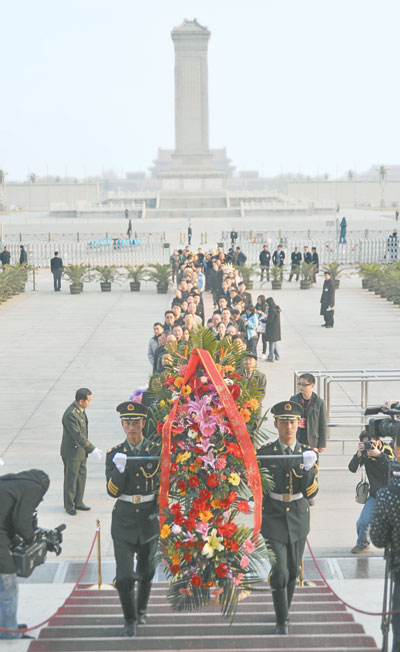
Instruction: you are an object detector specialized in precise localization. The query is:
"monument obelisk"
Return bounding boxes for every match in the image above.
[158,18,227,201]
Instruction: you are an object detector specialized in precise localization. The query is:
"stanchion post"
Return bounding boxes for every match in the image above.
[299,557,304,587]
[96,519,102,590]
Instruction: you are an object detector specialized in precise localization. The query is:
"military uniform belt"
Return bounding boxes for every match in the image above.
[269,491,303,503]
[119,493,155,504]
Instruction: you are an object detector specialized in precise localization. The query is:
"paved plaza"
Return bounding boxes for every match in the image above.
[1,209,399,648]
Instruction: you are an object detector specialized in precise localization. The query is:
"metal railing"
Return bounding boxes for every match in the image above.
[223,238,396,264]
[4,241,170,267]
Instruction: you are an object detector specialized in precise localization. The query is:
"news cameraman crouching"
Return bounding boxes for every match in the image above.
[349,431,393,554]
[0,469,49,639]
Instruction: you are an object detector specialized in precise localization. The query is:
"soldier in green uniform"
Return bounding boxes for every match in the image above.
[257,400,318,635]
[106,401,161,637]
[60,388,102,515]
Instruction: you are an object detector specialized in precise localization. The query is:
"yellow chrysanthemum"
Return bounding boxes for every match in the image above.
[199,509,213,522]
[247,398,259,411]
[160,524,170,539]
[228,472,241,486]
[177,451,191,464]
[181,384,191,396]
[159,400,166,408]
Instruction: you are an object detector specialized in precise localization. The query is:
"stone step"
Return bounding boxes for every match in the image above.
[39,622,366,639]
[28,634,380,651]
[49,611,356,626]
[66,593,339,606]
[61,600,348,615]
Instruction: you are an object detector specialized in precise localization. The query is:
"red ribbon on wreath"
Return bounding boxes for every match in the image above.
[159,348,263,536]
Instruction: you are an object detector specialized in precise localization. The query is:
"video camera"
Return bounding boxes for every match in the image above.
[365,402,400,440]
[11,521,66,578]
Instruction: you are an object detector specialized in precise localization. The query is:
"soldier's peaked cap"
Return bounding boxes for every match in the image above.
[116,401,148,420]
[271,400,303,420]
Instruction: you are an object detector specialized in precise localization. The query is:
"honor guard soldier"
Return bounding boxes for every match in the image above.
[106,401,161,637]
[257,400,318,635]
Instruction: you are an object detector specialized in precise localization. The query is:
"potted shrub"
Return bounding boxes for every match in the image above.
[94,265,122,292]
[236,264,256,290]
[270,264,283,290]
[299,261,315,290]
[125,264,147,292]
[323,262,345,289]
[62,264,89,294]
[357,263,381,290]
[146,264,172,294]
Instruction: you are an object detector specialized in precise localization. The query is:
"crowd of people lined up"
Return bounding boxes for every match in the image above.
[147,245,282,377]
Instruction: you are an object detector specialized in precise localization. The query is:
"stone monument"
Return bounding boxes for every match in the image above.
[158,19,228,208]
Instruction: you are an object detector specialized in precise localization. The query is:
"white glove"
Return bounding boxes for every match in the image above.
[113,452,127,473]
[0,457,4,467]
[302,450,317,471]
[90,447,102,461]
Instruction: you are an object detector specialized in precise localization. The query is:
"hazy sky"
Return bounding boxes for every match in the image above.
[1,0,399,181]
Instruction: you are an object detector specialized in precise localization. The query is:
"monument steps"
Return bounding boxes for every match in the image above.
[28,581,379,652]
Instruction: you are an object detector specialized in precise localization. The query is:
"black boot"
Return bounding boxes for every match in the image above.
[287,579,296,608]
[272,589,289,635]
[137,581,152,624]
[117,585,138,637]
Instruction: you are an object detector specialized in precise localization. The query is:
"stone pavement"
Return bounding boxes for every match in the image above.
[0,228,399,649]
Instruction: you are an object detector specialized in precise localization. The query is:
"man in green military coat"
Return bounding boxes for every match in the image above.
[106,400,160,637]
[257,400,319,635]
[60,388,102,515]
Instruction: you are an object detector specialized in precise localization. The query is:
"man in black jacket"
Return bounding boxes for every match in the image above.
[50,251,63,291]
[288,247,302,282]
[291,373,327,452]
[349,431,393,554]
[19,246,27,265]
[259,245,271,281]
[0,470,50,639]
[370,434,400,650]
[272,245,285,280]
[106,401,160,637]
[0,246,11,266]
[320,271,335,328]
[311,247,319,283]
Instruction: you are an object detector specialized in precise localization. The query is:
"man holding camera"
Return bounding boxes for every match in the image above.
[106,401,160,637]
[0,469,50,639]
[349,431,393,554]
[257,400,318,635]
[370,433,400,652]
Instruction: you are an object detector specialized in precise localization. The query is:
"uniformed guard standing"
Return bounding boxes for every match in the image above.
[106,401,161,637]
[257,400,318,635]
[60,388,102,515]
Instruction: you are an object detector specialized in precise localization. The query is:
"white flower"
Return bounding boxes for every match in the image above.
[171,524,182,534]
[201,528,224,559]
[188,428,198,439]
[224,378,234,386]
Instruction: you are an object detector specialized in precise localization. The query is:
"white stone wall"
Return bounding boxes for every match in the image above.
[4,183,101,210]
[286,180,400,207]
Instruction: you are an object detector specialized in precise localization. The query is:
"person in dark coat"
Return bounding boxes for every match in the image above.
[187,225,192,245]
[370,433,400,650]
[259,245,271,281]
[19,246,27,265]
[288,247,302,282]
[127,219,132,239]
[272,245,285,280]
[106,401,160,637]
[303,246,312,264]
[0,469,50,639]
[257,401,318,635]
[60,388,102,515]
[264,297,281,362]
[311,247,319,283]
[230,228,238,247]
[234,246,247,266]
[320,271,335,328]
[0,246,10,266]
[50,251,63,291]
[339,217,347,244]
[291,373,327,451]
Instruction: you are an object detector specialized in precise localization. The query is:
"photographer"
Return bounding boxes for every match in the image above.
[349,431,393,554]
[370,434,400,652]
[0,469,50,639]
